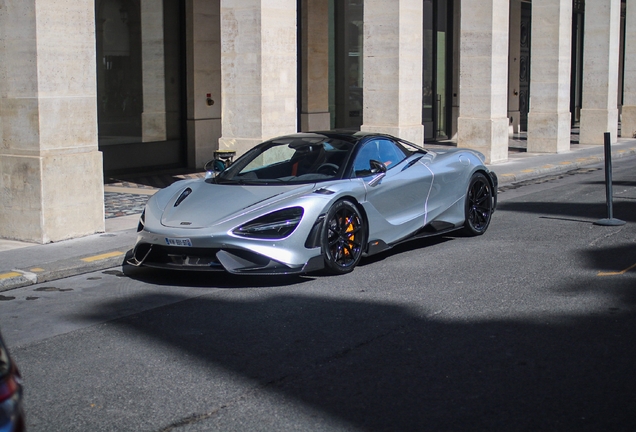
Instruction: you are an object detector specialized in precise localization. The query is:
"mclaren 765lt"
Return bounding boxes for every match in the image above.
[129,131,497,275]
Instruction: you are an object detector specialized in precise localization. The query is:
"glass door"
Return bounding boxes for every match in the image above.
[519,1,531,131]
[422,0,451,141]
[332,0,363,130]
[570,2,585,126]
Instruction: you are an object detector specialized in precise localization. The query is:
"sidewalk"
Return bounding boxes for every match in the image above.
[2,137,636,292]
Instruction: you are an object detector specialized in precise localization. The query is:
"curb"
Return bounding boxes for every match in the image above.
[0,249,129,292]
[493,146,636,186]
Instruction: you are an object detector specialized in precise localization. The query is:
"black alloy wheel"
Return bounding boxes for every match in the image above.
[462,172,493,236]
[321,200,366,274]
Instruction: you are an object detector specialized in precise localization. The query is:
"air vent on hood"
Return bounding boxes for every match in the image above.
[174,188,192,207]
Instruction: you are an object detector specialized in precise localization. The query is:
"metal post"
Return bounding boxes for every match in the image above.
[594,132,625,226]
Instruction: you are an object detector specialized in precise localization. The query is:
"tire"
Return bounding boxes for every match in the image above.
[462,172,494,236]
[321,200,367,274]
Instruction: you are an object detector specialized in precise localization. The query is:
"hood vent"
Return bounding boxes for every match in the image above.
[174,188,192,207]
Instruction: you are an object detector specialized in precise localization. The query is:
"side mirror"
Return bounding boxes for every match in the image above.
[368,159,387,187]
[369,159,387,174]
[204,159,226,178]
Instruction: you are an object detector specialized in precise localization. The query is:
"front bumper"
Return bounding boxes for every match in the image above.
[128,239,325,276]
[128,218,324,275]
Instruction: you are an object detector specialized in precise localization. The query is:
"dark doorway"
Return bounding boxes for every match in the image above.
[519,1,531,131]
[570,0,585,127]
[95,0,186,174]
[422,0,452,141]
[332,0,363,130]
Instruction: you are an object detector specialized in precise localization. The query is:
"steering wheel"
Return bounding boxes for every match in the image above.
[316,163,339,175]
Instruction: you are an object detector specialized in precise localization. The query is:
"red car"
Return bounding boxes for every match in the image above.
[0,332,24,432]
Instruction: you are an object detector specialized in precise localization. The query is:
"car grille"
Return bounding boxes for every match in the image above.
[133,244,223,269]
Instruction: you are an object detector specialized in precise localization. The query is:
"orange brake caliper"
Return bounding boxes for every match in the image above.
[344,216,355,257]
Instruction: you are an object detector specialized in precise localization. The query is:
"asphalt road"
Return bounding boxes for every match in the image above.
[1,157,636,431]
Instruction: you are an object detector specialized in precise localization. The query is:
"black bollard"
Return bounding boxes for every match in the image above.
[594,132,625,226]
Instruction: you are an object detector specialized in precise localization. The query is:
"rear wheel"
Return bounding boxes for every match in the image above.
[321,200,366,274]
[462,172,493,236]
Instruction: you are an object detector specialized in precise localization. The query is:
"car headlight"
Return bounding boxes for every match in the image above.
[233,207,304,239]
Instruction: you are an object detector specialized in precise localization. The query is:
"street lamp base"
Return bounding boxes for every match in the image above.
[594,218,626,226]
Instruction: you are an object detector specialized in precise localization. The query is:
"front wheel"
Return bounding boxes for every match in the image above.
[462,172,494,236]
[321,200,367,274]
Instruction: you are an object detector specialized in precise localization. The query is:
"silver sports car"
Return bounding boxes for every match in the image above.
[129,131,497,275]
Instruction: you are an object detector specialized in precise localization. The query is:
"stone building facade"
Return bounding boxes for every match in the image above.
[0,0,632,243]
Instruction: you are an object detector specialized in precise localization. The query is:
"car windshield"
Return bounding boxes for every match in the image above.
[215,135,354,185]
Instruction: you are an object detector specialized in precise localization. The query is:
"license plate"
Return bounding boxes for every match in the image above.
[165,237,192,247]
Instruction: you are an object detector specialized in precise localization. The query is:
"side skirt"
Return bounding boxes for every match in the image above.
[364,222,462,257]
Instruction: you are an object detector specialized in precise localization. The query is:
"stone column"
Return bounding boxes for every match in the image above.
[0,0,104,243]
[300,0,330,132]
[219,0,297,156]
[186,0,222,168]
[141,0,167,142]
[457,0,509,163]
[579,0,621,145]
[361,0,423,145]
[507,0,521,135]
[527,0,572,153]
[622,0,636,138]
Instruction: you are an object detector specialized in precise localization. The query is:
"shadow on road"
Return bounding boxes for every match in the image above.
[581,179,636,187]
[62,173,636,430]
[358,235,454,267]
[496,200,636,223]
[122,264,315,288]
[122,236,454,286]
[74,286,636,431]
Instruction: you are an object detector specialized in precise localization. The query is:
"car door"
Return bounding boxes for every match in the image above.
[422,150,474,224]
[352,138,433,239]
